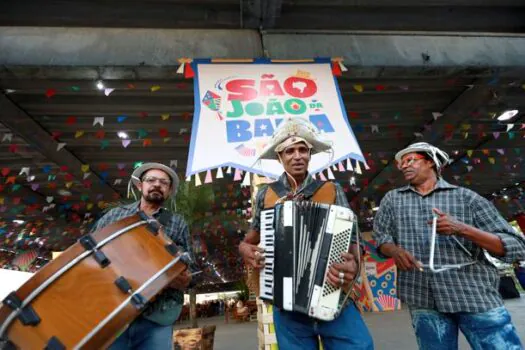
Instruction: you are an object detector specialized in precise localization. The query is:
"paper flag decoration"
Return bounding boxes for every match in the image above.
[81,164,90,173]
[355,161,362,174]
[31,184,39,191]
[75,130,85,138]
[338,162,345,172]
[432,112,443,120]
[104,88,115,96]
[117,115,127,123]
[45,89,57,98]
[319,172,327,181]
[353,84,364,93]
[159,128,169,138]
[216,167,224,179]
[194,173,202,187]
[95,130,105,139]
[150,85,161,92]
[241,172,251,187]
[122,140,131,148]
[226,167,232,174]
[507,124,514,132]
[233,169,242,181]
[186,175,191,182]
[142,139,152,147]
[83,172,91,180]
[66,116,77,125]
[114,179,122,185]
[204,170,213,184]
[161,113,170,121]
[46,196,54,203]
[19,167,30,176]
[1,168,12,177]
[2,133,12,143]
[346,159,354,171]
[93,117,105,127]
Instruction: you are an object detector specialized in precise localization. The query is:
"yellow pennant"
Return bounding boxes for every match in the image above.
[150,85,161,92]
[0,197,4,205]
[467,150,473,157]
[81,164,90,173]
[461,124,471,131]
[98,201,106,209]
[87,203,94,210]
[163,137,171,143]
[488,157,495,164]
[75,130,85,138]
[353,84,364,93]
[161,113,170,121]
[65,182,73,189]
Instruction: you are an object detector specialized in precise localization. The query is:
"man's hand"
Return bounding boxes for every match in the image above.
[429,208,465,236]
[169,268,191,290]
[392,246,423,271]
[239,241,265,269]
[327,252,358,291]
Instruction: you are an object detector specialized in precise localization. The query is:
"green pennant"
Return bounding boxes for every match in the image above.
[137,129,148,139]
[134,161,143,169]
[509,132,515,140]
[100,140,110,150]
[71,86,80,92]
[11,184,21,192]
[80,194,89,201]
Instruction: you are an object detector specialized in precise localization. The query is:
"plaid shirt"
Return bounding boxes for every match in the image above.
[90,201,193,322]
[250,172,350,232]
[373,178,525,313]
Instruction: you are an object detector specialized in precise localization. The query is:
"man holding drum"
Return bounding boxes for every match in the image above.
[239,118,373,350]
[373,142,525,349]
[91,162,193,349]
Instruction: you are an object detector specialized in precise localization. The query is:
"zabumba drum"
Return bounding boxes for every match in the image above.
[0,212,188,349]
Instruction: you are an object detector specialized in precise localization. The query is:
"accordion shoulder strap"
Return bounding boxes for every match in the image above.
[264,181,336,208]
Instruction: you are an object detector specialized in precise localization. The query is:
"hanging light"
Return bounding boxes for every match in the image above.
[96,81,105,90]
[497,109,518,121]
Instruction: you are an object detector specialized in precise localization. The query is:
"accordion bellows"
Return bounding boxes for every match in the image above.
[259,201,355,321]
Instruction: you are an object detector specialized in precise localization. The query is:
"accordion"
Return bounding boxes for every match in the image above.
[259,201,355,321]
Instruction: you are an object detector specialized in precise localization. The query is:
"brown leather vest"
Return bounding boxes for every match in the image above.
[263,181,337,209]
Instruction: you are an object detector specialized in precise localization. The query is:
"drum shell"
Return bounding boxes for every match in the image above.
[0,214,187,349]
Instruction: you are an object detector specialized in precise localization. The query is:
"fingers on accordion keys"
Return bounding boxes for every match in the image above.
[338,271,345,279]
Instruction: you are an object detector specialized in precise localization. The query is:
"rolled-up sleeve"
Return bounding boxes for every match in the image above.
[470,195,525,263]
[373,191,397,249]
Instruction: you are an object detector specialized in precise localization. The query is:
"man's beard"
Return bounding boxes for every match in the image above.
[143,190,165,205]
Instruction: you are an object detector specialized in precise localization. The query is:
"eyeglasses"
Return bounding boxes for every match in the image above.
[142,176,171,187]
[397,155,426,170]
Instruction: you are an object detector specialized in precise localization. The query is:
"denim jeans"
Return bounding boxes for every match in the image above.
[108,316,173,350]
[409,306,523,350]
[273,302,374,350]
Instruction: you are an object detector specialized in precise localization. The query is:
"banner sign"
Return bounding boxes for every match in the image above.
[187,59,365,178]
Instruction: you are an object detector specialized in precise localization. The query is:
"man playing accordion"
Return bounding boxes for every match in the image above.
[239,118,374,350]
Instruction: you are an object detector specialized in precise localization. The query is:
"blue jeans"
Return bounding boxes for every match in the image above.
[273,303,374,350]
[108,316,173,350]
[409,306,523,350]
